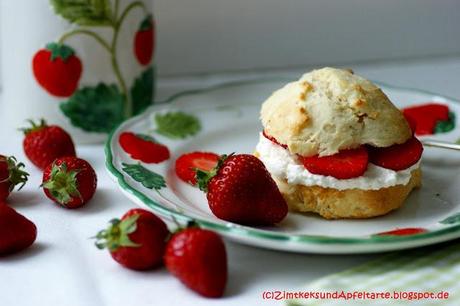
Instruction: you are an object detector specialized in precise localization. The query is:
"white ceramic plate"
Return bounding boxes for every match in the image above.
[106,78,460,254]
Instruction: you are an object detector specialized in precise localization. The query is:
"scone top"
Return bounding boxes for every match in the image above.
[260,67,412,157]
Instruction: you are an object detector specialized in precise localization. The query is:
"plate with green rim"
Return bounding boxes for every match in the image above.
[105,78,460,254]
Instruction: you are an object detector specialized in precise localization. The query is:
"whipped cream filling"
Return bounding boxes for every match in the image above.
[256,133,420,190]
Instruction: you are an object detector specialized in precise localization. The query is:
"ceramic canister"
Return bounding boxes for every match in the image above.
[0,0,155,144]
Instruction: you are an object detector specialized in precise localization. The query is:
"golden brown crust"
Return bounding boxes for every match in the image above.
[273,168,422,219]
[260,67,412,157]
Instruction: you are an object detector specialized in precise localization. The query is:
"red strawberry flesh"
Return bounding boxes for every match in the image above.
[299,147,369,179]
[175,152,219,185]
[368,136,423,171]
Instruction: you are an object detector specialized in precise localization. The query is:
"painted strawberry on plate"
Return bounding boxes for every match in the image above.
[375,227,427,236]
[134,16,155,66]
[32,43,82,97]
[119,132,170,163]
[403,103,456,135]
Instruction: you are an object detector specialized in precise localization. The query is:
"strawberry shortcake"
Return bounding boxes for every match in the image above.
[255,67,423,219]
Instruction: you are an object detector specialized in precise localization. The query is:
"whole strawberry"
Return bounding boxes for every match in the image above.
[22,119,76,170]
[165,227,227,298]
[0,203,37,256]
[95,209,169,270]
[42,157,97,208]
[32,42,82,97]
[197,154,288,225]
[0,155,29,201]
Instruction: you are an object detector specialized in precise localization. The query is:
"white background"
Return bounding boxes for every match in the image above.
[154,0,460,75]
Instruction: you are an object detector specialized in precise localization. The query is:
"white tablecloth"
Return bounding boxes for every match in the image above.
[1,56,460,306]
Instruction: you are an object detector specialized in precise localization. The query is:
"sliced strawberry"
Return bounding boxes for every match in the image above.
[262,130,287,149]
[376,227,427,236]
[175,152,219,185]
[369,136,423,171]
[299,147,369,179]
[403,103,449,136]
[119,132,170,164]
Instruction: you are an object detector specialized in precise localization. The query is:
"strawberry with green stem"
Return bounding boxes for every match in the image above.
[32,43,82,97]
[95,208,169,270]
[42,157,97,209]
[197,154,288,225]
[21,119,76,170]
[0,156,29,201]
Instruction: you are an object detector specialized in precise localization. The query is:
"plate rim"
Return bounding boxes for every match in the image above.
[105,78,460,246]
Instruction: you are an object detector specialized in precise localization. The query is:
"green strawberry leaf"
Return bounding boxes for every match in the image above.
[122,163,166,191]
[439,212,460,225]
[46,43,75,61]
[139,15,153,31]
[154,111,201,139]
[60,84,124,133]
[50,0,113,26]
[434,112,456,134]
[131,66,155,115]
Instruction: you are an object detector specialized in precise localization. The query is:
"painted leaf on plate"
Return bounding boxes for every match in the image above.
[434,112,456,134]
[122,163,166,190]
[154,111,201,139]
[60,83,124,133]
[50,0,113,26]
[440,212,460,225]
[131,66,155,115]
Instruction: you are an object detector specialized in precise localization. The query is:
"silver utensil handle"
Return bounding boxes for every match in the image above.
[422,139,460,151]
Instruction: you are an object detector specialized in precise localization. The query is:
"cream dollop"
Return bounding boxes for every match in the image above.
[256,133,420,190]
